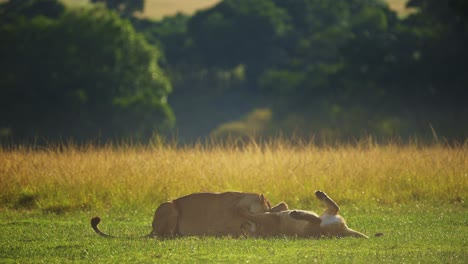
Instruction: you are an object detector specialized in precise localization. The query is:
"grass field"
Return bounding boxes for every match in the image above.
[0,141,466,263]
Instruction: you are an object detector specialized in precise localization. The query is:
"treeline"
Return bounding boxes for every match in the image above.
[1,0,467,144]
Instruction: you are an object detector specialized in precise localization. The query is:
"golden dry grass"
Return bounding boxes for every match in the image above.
[0,141,466,213]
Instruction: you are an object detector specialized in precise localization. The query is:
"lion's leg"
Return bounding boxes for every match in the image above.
[315,191,340,215]
[289,210,322,224]
[151,201,179,237]
[269,202,289,212]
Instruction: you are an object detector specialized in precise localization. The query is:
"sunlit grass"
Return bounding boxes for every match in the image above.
[0,140,466,263]
[1,140,466,214]
[0,207,466,263]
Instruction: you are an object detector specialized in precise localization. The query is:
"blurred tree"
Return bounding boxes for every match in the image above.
[207,0,464,140]
[141,0,466,141]
[188,0,291,82]
[132,6,274,141]
[401,0,468,107]
[398,0,468,138]
[0,0,65,22]
[0,4,174,143]
[259,1,396,117]
[133,13,192,65]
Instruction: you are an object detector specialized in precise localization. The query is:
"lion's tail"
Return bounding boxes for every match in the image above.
[91,217,114,238]
[90,217,154,238]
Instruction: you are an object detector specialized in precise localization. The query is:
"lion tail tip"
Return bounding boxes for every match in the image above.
[91,216,101,227]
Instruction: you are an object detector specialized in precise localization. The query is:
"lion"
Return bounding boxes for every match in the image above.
[91,191,281,238]
[239,190,368,238]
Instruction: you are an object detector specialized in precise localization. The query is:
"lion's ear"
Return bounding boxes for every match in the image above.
[260,194,271,209]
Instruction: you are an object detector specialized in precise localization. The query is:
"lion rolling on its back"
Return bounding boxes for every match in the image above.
[239,190,368,238]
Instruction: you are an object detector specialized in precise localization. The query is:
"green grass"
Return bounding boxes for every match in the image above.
[1,206,466,263]
[0,142,466,263]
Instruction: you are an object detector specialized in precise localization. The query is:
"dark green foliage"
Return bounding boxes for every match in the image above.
[188,0,291,78]
[133,13,192,65]
[0,0,65,22]
[159,0,467,141]
[0,4,174,143]
[1,0,466,143]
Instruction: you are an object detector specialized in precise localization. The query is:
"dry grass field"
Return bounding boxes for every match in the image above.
[1,140,466,213]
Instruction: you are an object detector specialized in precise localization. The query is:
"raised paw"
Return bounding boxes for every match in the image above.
[315,190,328,200]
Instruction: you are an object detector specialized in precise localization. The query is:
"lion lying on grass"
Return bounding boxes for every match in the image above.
[91,191,367,238]
[91,192,275,238]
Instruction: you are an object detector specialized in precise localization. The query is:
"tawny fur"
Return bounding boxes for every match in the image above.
[240,191,368,238]
[91,190,368,239]
[91,192,272,238]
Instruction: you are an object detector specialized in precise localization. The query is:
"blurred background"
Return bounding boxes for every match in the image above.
[1,0,467,144]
